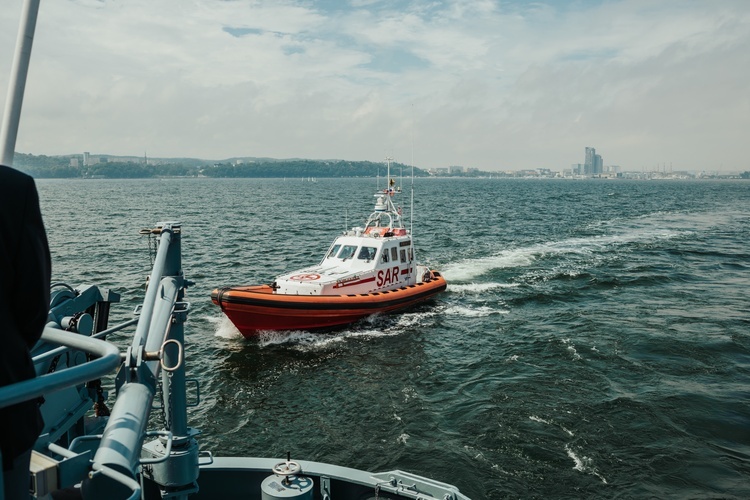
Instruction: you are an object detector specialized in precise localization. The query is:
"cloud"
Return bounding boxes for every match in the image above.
[1,0,749,171]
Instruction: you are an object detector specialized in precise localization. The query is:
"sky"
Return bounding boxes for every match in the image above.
[1,0,748,172]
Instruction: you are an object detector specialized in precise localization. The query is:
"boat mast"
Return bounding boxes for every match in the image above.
[384,156,400,227]
[0,0,40,167]
[409,104,416,265]
[410,160,415,260]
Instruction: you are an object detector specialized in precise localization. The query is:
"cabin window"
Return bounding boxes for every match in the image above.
[400,249,407,262]
[391,247,398,261]
[358,246,377,261]
[338,245,357,260]
[408,248,413,261]
[327,244,341,259]
[381,250,389,263]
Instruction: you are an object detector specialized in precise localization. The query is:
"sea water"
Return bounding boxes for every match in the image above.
[36,177,750,499]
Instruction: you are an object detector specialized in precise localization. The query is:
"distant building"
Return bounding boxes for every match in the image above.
[584,147,604,175]
[449,166,464,175]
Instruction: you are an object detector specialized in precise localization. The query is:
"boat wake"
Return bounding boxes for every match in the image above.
[442,213,697,282]
[208,311,410,346]
[255,327,400,350]
[442,250,535,282]
[443,304,509,317]
[210,309,442,350]
[448,282,519,293]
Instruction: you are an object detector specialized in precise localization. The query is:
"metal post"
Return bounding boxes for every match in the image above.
[132,227,174,349]
[83,223,187,498]
[1,0,40,166]
[141,224,199,498]
[156,223,188,435]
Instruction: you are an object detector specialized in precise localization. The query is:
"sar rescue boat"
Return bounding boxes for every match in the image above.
[211,160,446,337]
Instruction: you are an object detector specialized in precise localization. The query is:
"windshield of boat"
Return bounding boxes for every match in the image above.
[337,245,357,260]
[357,246,377,261]
[327,244,341,259]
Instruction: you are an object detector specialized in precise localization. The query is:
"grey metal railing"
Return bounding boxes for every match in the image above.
[0,328,120,409]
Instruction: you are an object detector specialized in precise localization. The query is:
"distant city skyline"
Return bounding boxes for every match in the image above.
[17,150,745,180]
[2,0,749,172]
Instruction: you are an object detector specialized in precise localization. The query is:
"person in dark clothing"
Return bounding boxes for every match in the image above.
[0,165,51,499]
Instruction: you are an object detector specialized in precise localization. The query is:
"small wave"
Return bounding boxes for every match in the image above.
[444,305,508,317]
[529,415,575,437]
[391,310,439,329]
[562,338,582,361]
[529,415,551,425]
[213,315,242,339]
[333,327,401,342]
[448,282,519,293]
[256,330,330,348]
[565,443,608,484]
[402,386,417,402]
[256,323,403,350]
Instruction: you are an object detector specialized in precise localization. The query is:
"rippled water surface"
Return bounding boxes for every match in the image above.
[37,177,750,499]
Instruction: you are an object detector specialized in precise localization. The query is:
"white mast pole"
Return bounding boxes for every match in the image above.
[1,0,41,166]
[409,104,416,267]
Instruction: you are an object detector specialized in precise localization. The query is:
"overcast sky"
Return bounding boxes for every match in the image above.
[1,0,748,172]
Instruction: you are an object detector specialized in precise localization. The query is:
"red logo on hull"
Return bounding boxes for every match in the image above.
[376,266,400,287]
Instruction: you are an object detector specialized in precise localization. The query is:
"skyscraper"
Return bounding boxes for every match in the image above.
[584,147,604,175]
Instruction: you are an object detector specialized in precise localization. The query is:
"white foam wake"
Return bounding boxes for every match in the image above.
[441,214,693,282]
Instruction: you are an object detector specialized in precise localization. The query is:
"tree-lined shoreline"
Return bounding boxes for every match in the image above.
[11,153,750,179]
[12,153,431,179]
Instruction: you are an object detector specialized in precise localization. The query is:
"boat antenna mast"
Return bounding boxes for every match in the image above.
[409,103,416,264]
[385,156,401,226]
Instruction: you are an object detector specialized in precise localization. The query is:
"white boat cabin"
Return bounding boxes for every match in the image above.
[273,186,432,295]
[273,226,423,295]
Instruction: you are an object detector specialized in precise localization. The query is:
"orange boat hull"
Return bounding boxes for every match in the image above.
[211,272,446,337]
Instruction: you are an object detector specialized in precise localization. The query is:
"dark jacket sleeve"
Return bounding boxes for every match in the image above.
[12,174,52,348]
[0,166,51,464]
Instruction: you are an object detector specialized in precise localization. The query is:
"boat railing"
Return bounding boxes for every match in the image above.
[0,328,120,410]
[0,323,142,500]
